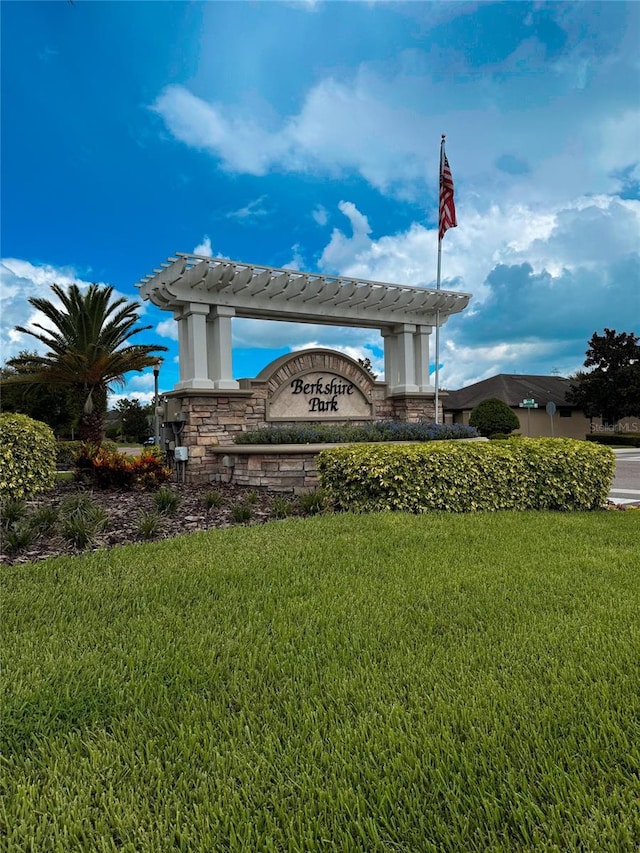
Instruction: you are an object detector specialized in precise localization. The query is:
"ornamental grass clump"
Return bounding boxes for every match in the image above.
[58,493,109,549]
[137,510,163,540]
[229,502,252,524]
[203,490,224,510]
[153,486,181,516]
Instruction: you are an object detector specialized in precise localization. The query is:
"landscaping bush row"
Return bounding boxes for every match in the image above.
[317,438,615,513]
[585,432,640,447]
[234,420,478,445]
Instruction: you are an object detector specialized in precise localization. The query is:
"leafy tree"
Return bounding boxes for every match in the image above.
[2,283,166,443]
[115,397,153,443]
[469,397,520,437]
[567,329,640,425]
[357,356,378,380]
[0,352,75,435]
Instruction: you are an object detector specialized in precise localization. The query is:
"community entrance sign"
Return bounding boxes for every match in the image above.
[137,253,471,397]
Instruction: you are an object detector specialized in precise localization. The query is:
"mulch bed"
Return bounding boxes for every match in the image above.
[1,482,301,566]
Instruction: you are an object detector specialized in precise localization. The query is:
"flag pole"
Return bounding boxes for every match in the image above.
[434,134,445,424]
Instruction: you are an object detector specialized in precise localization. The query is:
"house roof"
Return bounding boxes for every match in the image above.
[443,374,577,411]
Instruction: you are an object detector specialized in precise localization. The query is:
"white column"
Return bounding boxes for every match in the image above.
[381,328,398,390]
[207,306,239,390]
[175,303,215,390]
[174,309,189,384]
[391,323,419,394]
[382,323,420,394]
[414,325,434,391]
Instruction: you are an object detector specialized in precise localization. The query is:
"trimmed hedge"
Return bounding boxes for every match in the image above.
[234,421,478,445]
[0,413,56,501]
[586,433,640,448]
[469,397,520,437]
[317,438,615,513]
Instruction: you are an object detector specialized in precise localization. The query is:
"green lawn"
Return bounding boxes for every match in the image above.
[2,511,639,852]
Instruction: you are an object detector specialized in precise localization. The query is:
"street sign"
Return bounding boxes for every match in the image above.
[519,399,538,408]
[546,400,556,437]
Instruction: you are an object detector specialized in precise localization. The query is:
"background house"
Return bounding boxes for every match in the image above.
[443,374,597,439]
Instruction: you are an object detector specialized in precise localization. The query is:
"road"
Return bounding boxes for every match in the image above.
[610,448,640,505]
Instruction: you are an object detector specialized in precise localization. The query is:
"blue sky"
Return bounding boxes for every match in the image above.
[1,0,638,405]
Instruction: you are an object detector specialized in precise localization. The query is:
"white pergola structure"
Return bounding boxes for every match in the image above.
[136,253,471,395]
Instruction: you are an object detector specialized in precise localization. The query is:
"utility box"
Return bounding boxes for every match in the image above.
[164,397,185,423]
[174,446,189,462]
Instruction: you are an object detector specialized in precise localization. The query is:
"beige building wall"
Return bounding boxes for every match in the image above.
[449,408,602,439]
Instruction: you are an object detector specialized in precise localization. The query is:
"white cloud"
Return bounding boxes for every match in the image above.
[312,205,328,226]
[283,244,305,272]
[148,188,639,389]
[226,195,270,222]
[320,201,373,272]
[193,236,213,256]
[232,317,382,354]
[152,18,639,204]
[156,318,178,340]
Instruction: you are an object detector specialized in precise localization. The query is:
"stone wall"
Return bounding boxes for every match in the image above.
[161,349,440,485]
[207,446,323,493]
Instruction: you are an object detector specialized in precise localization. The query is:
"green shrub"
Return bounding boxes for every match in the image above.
[0,413,56,501]
[586,432,640,447]
[230,503,252,524]
[203,490,224,510]
[74,444,171,490]
[317,438,615,513]
[137,511,163,540]
[469,398,520,437]
[58,494,109,549]
[55,441,82,469]
[297,488,328,516]
[1,497,27,529]
[153,487,181,515]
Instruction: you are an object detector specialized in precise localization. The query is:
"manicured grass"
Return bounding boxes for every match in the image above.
[2,512,639,852]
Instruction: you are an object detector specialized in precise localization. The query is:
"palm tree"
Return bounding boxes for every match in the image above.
[4,282,167,442]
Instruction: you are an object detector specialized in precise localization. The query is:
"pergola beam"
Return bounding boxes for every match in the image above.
[136,253,471,394]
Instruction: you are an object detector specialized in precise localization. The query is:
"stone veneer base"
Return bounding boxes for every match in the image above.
[161,350,445,486]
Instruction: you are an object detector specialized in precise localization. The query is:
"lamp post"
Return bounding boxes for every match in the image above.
[153,361,161,445]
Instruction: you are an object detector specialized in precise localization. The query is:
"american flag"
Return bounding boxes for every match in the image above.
[439,147,457,242]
